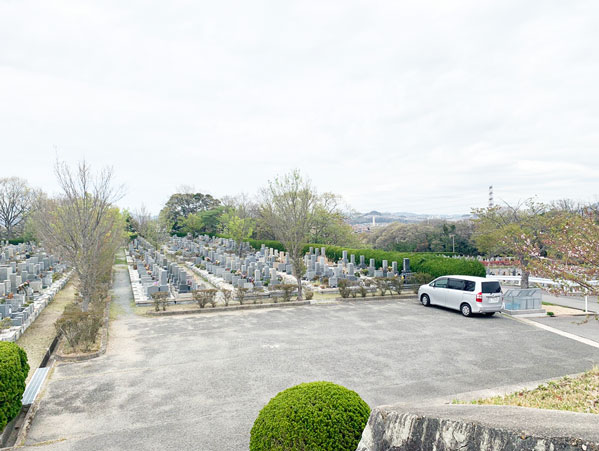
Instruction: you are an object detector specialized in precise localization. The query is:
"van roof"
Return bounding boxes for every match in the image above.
[436,275,497,282]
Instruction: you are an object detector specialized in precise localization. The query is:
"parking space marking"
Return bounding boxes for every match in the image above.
[512,315,599,349]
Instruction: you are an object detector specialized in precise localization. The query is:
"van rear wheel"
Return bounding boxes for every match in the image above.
[421,294,430,306]
[460,303,472,317]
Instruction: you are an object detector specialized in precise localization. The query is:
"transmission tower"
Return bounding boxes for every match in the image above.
[488,185,494,208]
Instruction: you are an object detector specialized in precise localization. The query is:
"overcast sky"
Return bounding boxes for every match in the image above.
[1,1,598,215]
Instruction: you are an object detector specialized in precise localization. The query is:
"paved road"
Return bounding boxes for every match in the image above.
[24,267,599,450]
[543,292,599,313]
[530,315,599,344]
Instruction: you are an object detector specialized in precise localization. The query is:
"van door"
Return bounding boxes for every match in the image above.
[430,278,448,306]
[446,278,466,310]
[481,281,503,307]
[461,279,477,308]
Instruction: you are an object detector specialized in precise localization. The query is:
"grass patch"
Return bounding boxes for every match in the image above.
[464,367,599,414]
[109,299,124,320]
[16,281,76,383]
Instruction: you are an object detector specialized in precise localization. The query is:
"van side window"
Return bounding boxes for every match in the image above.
[433,278,448,288]
[464,280,476,292]
[447,278,466,290]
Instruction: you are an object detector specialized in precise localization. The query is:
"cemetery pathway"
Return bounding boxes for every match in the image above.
[21,271,599,450]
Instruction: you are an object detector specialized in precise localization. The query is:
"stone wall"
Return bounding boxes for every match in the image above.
[358,404,599,451]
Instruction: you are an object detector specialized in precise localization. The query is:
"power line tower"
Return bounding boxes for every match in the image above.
[488,185,494,208]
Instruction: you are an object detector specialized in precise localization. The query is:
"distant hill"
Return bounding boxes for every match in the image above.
[349,211,472,225]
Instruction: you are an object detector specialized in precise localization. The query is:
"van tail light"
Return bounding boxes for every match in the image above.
[476,292,483,302]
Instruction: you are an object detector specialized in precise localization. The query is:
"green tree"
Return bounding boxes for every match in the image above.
[223,213,254,256]
[221,194,255,255]
[310,193,360,247]
[260,170,317,300]
[181,207,226,236]
[159,192,220,234]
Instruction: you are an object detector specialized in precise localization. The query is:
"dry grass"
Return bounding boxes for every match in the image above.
[16,281,76,383]
[58,331,102,355]
[468,368,599,414]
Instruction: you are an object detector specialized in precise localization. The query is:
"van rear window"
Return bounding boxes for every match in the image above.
[482,281,501,293]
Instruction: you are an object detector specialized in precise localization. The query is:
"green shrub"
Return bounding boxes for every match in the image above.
[280,284,295,302]
[0,317,12,330]
[338,279,352,298]
[304,290,314,300]
[374,277,390,296]
[359,284,368,298]
[410,272,434,293]
[250,381,370,451]
[0,342,29,432]
[55,303,103,351]
[201,235,486,278]
[152,292,169,311]
[389,277,402,295]
[236,287,248,305]
[221,289,232,306]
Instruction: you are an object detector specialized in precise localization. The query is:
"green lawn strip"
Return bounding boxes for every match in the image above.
[462,368,599,414]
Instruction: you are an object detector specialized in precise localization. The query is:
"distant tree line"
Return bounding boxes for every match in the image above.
[366,220,478,255]
[133,179,360,250]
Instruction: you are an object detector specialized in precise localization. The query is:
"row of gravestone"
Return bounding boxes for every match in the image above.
[169,235,293,290]
[129,237,208,297]
[167,235,412,290]
[0,242,66,328]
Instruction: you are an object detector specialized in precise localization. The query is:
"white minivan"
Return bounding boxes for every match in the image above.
[417,275,503,317]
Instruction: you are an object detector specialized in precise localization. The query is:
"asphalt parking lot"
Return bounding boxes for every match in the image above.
[23,268,599,450]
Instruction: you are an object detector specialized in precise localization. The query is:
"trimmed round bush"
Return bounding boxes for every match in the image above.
[0,342,29,432]
[250,381,370,451]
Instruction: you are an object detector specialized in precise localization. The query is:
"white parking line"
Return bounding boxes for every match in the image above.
[513,316,599,349]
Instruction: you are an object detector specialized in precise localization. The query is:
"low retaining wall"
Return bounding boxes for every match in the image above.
[146,300,311,316]
[358,404,599,451]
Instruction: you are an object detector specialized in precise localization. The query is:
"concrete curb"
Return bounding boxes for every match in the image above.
[11,362,56,449]
[146,300,311,316]
[358,403,599,450]
[337,294,416,302]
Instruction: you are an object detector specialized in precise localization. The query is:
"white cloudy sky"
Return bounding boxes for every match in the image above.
[1,0,598,215]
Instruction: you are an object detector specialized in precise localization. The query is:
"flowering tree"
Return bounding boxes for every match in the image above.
[472,200,547,288]
[515,208,599,297]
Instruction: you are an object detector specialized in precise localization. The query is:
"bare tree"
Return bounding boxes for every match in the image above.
[0,177,33,240]
[133,203,152,236]
[261,170,317,300]
[33,161,126,311]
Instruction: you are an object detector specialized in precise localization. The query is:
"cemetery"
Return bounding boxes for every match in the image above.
[126,234,417,311]
[0,242,71,343]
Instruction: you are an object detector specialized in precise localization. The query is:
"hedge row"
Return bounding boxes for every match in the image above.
[193,234,486,278]
[0,342,29,432]
[243,240,485,279]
